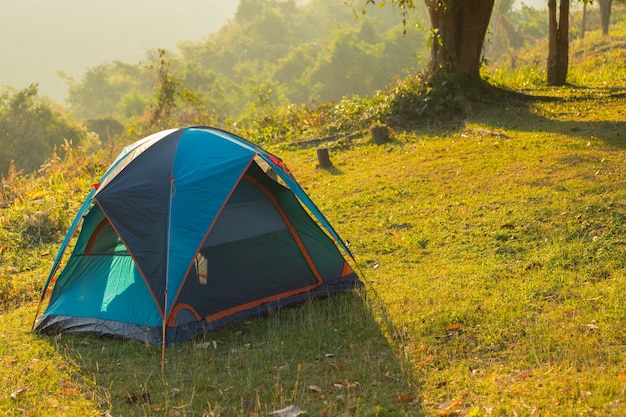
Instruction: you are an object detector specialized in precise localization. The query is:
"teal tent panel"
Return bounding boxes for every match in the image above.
[69,203,129,256]
[277,189,348,280]
[45,255,161,326]
[71,204,105,255]
[167,128,256,314]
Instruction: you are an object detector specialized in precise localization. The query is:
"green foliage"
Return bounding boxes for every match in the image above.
[0,85,88,175]
[84,117,125,144]
[63,0,427,125]
[63,61,151,120]
[148,49,180,129]
[377,71,467,126]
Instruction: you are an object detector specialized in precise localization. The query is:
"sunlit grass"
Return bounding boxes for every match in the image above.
[276,91,626,415]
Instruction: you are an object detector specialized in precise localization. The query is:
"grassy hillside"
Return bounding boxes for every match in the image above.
[1,26,626,417]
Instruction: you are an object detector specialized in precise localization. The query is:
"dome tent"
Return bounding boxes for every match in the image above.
[34,126,361,345]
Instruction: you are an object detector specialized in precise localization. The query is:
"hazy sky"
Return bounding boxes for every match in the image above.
[516,0,547,9]
[1,0,239,101]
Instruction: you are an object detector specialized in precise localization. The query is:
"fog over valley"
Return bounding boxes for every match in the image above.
[1,0,238,101]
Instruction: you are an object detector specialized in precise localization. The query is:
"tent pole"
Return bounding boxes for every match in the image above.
[161,172,175,371]
[161,317,166,372]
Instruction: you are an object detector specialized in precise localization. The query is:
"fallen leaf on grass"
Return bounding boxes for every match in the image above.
[444,323,464,338]
[168,405,186,417]
[269,404,307,417]
[525,262,542,271]
[397,393,417,403]
[61,388,80,396]
[273,364,289,372]
[11,386,29,399]
[392,325,409,340]
[444,324,462,332]
[306,385,322,393]
[383,371,399,381]
[617,374,626,382]
[580,323,600,333]
[366,260,379,269]
[241,399,258,409]
[438,398,464,415]
[195,340,218,349]
[59,380,81,395]
[331,380,360,391]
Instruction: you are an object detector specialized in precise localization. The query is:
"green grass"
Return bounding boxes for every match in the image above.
[3,293,415,416]
[2,25,626,417]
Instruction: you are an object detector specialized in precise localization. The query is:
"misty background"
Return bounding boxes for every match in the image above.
[1,0,238,100]
[1,0,544,103]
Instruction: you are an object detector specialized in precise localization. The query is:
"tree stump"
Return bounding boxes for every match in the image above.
[316,147,333,168]
[370,124,391,144]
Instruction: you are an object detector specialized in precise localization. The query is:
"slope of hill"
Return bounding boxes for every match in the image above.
[1,20,626,417]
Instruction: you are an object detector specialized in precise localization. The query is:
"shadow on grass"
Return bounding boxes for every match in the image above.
[396,89,626,149]
[473,96,626,149]
[46,290,422,416]
[318,164,345,175]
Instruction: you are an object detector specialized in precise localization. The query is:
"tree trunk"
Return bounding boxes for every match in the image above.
[547,0,569,86]
[316,148,333,168]
[599,0,613,35]
[423,0,495,88]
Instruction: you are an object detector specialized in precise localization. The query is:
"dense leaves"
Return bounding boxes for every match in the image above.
[65,0,426,124]
[0,85,86,175]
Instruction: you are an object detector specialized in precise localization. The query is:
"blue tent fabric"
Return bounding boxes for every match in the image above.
[35,126,361,344]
